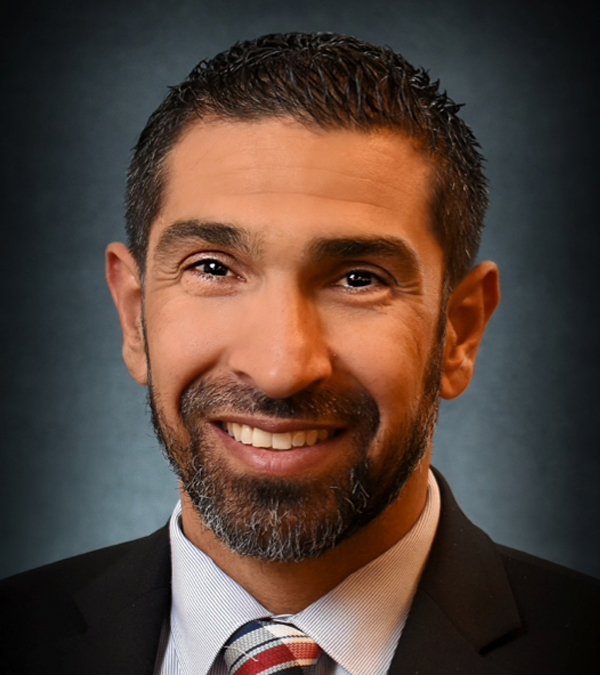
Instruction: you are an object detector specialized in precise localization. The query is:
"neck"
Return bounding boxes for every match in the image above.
[180,459,431,614]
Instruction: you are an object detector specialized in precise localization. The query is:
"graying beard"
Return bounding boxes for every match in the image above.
[182,457,371,563]
[150,381,439,563]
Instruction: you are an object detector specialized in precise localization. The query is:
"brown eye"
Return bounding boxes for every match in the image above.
[345,271,375,287]
[198,260,230,276]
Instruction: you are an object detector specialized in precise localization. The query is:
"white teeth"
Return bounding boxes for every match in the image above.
[241,424,253,444]
[292,431,307,447]
[252,427,272,448]
[272,432,293,450]
[224,423,332,450]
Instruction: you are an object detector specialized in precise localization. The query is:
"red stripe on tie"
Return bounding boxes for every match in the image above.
[287,641,321,661]
[234,644,299,675]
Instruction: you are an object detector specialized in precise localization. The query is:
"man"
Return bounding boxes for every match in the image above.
[1,32,598,674]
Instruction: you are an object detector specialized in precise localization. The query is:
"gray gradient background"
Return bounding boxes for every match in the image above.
[1,0,598,580]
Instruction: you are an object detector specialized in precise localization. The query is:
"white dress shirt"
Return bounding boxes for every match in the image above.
[155,470,440,675]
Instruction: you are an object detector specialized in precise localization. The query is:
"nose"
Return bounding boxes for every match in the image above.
[227,282,333,399]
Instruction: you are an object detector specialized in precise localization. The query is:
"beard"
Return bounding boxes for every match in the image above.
[148,336,444,564]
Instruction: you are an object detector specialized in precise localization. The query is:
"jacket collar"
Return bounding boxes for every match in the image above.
[387,469,522,674]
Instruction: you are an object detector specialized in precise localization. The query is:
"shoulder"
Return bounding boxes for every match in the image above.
[0,527,170,660]
[2,537,141,594]
[497,542,600,622]
[488,545,600,672]
[415,470,600,673]
[1,530,159,604]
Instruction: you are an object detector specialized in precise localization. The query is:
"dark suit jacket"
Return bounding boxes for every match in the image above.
[1,473,599,674]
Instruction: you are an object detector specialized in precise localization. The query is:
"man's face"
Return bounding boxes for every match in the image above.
[138,119,447,561]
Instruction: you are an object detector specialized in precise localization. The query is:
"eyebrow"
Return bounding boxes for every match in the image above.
[153,220,254,261]
[309,236,421,277]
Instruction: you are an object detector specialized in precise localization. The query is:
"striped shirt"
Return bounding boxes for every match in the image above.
[155,470,440,675]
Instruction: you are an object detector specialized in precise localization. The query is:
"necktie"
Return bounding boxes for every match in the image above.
[223,619,322,675]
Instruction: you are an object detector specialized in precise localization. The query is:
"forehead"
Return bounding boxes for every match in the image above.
[152,118,437,254]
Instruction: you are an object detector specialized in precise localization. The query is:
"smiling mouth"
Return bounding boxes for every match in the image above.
[220,422,336,450]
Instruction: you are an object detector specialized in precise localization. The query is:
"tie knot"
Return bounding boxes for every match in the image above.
[223,619,322,675]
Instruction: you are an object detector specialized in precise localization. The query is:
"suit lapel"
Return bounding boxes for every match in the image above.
[387,470,521,674]
[28,526,171,675]
[388,590,512,675]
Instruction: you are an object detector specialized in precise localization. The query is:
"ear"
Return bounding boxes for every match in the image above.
[105,242,148,385]
[441,261,500,400]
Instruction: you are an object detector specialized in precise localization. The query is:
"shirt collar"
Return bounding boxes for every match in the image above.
[169,469,440,675]
[169,517,268,675]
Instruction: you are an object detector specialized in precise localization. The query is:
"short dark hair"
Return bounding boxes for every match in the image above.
[126,32,488,287]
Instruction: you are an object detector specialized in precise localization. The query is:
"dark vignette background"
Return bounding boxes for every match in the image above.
[0,0,598,580]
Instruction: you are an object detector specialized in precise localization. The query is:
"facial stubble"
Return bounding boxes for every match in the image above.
[148,331,444,563]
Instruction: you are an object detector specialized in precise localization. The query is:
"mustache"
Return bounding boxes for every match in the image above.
[180,378,380,431]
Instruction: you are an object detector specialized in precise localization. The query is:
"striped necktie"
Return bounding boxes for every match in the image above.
[223,619,322,675]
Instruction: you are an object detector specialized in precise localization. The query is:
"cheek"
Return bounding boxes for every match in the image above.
[144,297,234,418]
[327,310,435,416]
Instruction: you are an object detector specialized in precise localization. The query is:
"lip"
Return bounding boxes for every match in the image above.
[211,421,349,477]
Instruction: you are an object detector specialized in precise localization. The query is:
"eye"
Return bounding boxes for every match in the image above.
[193,259,232,277]
[345,271,377,288]
[181,254,244,295]
[336,269,388,290]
